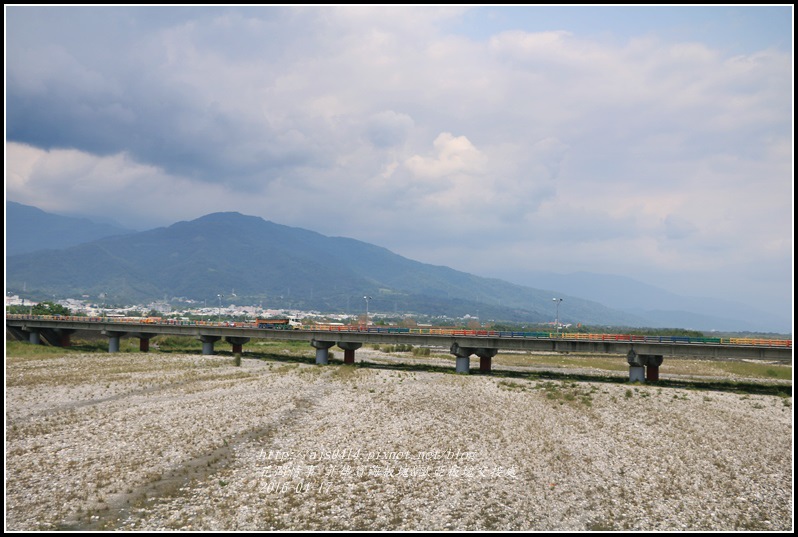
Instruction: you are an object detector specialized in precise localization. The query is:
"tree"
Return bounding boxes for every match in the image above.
[30,301,72,316]
[400,317,418,328]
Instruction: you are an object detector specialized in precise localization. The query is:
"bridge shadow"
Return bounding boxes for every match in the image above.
[11,340,789,397]
[247,352,791,397]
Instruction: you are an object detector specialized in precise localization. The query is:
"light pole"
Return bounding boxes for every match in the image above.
[217,294,223,323]
[553,298,563,337]
[364,296,372,328]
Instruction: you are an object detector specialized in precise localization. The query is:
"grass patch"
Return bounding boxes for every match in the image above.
[497,380,531,392]
[253,339,311,353]
[497,353,793,381]
[662,359,792,380]
[5,340,74,358]
[7,337,790,397]
[496,353,629,372]
[271,363,300,374]
[536,380,594,407]
[152,335,203,352]
[5,351,235,387]
[328,364,363,381]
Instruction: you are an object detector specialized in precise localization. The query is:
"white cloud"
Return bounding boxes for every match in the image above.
[405,133,486,179]
[5,6,792,317]
[6,142,237,228]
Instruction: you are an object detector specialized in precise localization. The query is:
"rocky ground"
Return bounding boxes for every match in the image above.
[5,348,793,531]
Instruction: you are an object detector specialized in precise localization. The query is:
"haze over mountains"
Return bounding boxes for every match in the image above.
[7,201,135,256]
[5,202,788,333]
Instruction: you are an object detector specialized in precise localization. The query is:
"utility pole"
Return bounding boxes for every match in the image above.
[552,298,563,337]
[364,296,372,328]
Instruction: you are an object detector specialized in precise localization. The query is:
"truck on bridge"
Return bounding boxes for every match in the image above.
[255,317,301,330]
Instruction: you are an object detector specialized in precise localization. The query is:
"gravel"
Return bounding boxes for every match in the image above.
[5,350,793,531]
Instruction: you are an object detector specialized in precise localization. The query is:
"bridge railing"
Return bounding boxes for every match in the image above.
[6,315,792,348]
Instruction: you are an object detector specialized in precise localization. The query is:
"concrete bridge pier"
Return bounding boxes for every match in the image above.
[130,332,156,352]
[200,335,221,355]
[629,364,645,382]
[475,348,499,374]
[30,327,78,347]
[56,329,75,347]
[627,350,664,382]
[627,350,644,381]
[225,336,251,355]
[28,330,41,345]
[311,340,335,364]
[644,355,664,381]
[338,342,363,365]
[450,343,474,374]
[104,331,127,353]
[38,328,77,347]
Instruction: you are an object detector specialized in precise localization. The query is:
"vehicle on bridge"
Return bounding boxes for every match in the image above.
[255,317,302,330]
[4,314,792,348]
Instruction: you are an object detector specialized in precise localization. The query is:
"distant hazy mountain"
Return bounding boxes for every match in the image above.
[8,207,786,332]
[519,271,789,333]
[6,211,646,326]
[6,201,134,256]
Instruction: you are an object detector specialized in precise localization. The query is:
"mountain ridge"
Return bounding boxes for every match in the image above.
[6,201,135,256]
[7,210,642,326]
[6,205,788,332]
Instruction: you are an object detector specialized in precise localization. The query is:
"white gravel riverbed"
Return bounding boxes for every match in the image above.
[5,350,793,531]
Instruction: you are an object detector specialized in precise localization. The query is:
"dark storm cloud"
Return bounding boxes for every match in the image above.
[6,6,335,187]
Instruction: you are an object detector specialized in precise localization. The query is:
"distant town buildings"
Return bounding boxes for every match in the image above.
[5,294,37,308]
[6,294,489,328]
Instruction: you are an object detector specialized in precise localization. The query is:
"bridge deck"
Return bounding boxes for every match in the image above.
[6,316,792,361]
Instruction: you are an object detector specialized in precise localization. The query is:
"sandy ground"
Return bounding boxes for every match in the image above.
[5,349,793,531]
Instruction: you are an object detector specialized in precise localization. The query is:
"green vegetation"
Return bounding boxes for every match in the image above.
[252,339,313,354]
[489,322,709,338]
[536,380,595,407]
[497,380,531,392]
[7,301,75,316]
[5,332,790,397]
[491,352,791,381]
[5,212,715,327]
[5,340,73,358]
[496,353,629,372]
[378,344,413,353]
[328,364,362,381]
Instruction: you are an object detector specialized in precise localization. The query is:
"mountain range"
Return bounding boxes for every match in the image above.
[5,202,789,332]
[6,201,134,256]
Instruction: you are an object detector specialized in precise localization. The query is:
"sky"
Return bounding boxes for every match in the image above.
[4,6,794,321]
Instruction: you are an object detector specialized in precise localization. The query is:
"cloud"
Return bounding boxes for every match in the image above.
[405,133,486,179]
[6,142,238,228]
[365,111,415,148]
[5,6,792,318]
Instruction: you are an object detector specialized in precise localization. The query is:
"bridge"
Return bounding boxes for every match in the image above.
[5,315,793,382]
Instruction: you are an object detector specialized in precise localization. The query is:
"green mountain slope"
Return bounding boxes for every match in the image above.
[7,211,644,325]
